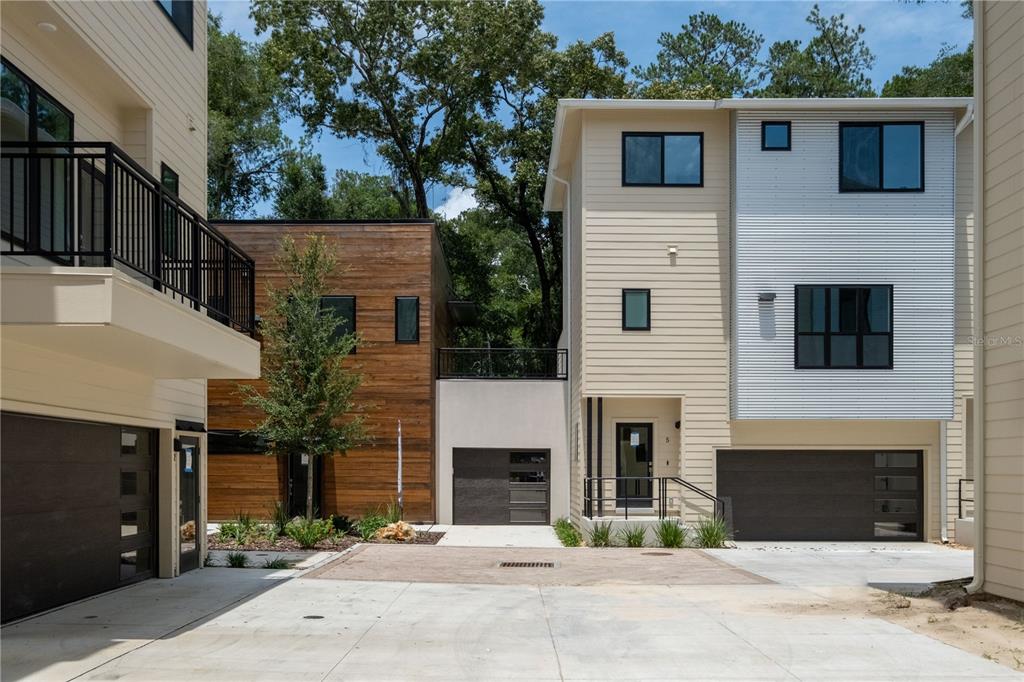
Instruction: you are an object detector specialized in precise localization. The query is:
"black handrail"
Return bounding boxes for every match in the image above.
[583,475,725,521]
[1,141,256,336]
[437,348,567,379]
[958,478,974,519]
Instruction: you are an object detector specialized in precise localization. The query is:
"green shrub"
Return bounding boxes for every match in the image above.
[332,515,354,533]
[269,501,291,536]
[262,557,291,569]
[692,515,730,548]
[218,512,265,544]
[553,518,582,547]
[654,520,686,548]
[226,551,249,568]
[618,525,647,548]
[285,516,334,549]
[355,513,388,541]
[587,521,613,547]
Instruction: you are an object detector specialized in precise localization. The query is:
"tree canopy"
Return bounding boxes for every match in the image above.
[882,44,973,97]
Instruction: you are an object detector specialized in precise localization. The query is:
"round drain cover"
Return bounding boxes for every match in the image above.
[641,552,672,556]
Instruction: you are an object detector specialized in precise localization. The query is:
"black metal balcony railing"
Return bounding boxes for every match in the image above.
[437,348,568,380]
[1,141,256,336]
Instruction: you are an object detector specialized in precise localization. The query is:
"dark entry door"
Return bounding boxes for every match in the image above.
[453,449,550,524]
[616,423,653,508]
[178,436,200,572]
[287,454,323,518]
[717,450,924,541]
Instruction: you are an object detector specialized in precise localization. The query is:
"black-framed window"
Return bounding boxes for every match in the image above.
[395,296,419,343]
[795,285,893,369]
[761,121,791,151]
[160,163,179,195]
[320,295,356,349]
[155,0,194,48]
[159,163,180,256]
[622,289,651,331]
[840,122,924,192]
[622,132,703,187]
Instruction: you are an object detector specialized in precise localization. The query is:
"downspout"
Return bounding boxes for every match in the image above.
[551,173,573,520]
[940,420,949,542]
[967,1,985,595]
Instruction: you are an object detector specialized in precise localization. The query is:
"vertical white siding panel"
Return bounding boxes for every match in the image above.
[733,110,956,419]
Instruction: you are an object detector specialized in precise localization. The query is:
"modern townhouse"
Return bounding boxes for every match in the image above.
[0,0,260,621]
[543,96,974,542]
[971,0,1023,602]
[207,220,456,523]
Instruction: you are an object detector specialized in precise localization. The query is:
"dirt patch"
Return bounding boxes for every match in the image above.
[302,545,772,586]
[207,531,445,552]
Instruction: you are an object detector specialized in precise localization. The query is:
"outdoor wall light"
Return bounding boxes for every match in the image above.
[667,245,678,256]
[758,292,777,303]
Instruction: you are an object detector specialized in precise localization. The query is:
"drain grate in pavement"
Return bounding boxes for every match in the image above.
[498,561,555,568]
[641,552,672,556]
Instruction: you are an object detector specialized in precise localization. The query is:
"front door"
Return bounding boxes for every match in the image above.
[287,454,323,518]
[616,423,653,508]
[178,436,200,572]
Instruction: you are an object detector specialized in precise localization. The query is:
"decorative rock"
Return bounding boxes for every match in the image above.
[375,521,417,542]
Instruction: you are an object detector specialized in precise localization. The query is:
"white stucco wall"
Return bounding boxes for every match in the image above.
[436,380,568,524]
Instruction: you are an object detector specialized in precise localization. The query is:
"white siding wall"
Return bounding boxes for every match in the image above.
[733,110,956,419]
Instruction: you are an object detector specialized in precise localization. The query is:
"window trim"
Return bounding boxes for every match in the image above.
[394,296,420,343]
[621,288,652,331]
[621,132,704,188]
[794,285,894,370]
[154,0,194,49]
[760,121,792,151]
[838,121,925,193]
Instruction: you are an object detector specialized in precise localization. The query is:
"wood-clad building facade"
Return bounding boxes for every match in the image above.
[207,221,453,523]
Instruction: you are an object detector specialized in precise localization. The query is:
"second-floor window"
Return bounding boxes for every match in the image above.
[156,0,194,48]
[622,289,651,330]
[320,295,356,350]
[622,132,703,187]
[395,296,419,343]
[840,122,924,192]
[795,285,893,369]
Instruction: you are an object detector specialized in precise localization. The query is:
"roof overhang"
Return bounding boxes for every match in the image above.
[543,97,974,211]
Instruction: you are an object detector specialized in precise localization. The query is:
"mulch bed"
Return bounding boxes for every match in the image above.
[207,531,445,552]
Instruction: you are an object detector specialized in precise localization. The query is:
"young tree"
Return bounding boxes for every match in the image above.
[240,235,369,520]
[207,13,287,218]
[756,4,876,97]
[632,12,764,98]
[252,0,542,219]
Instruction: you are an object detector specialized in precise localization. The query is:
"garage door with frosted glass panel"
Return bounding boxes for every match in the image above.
[716,450,923,541]
[452,449,549,524]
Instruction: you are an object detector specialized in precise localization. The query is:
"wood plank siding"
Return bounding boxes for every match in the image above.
[207,222,452,523]
[977,0,1024,602]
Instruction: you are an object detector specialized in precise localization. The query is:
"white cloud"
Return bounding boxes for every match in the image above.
[435,187,478,220]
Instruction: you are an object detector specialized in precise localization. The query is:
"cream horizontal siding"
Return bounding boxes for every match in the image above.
[733,110,956,419]
[1,0,208,213]
[979,0,1024,603]
[579,108,731,500]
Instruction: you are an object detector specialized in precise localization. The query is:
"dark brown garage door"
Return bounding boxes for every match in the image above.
[453,449,549,525]
[1,413,157,621]
[717,450,923,541]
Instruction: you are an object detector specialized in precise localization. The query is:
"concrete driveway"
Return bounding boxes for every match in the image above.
[3,543,1016,681]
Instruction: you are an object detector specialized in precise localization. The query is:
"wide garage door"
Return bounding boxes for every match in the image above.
[453,449,549,524]
[1,413,157,621]
[717,450,923,541]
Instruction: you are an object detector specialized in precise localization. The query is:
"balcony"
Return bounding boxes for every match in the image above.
[0,142,260,379]
[437,348,567,380]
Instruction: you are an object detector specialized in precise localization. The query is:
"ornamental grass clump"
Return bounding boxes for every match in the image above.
[692,514,731,548]
[618,524,647,548]
[553,518,582,547]
[654,519,686,548]
[587,521,613,547]
[285,516,334,549]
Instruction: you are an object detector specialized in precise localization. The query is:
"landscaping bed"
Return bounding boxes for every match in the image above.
[207,530,445,552]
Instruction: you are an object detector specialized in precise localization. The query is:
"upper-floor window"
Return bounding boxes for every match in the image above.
[1,58,73,144]
[840,122,923,192]
[395,296,419,343]
[155,0,194,48]
[622,289,651,331]
[761,121,791,151]
[622,132,703,187]
[795,285,893,369]
[160,164,179,195]
[320,295,356,339]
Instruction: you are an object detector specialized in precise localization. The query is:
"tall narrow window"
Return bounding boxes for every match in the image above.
[840,122,923,192]
[622,289,651,331]
[155,0,194,48]
[395,296,419,343]
[160,163,179,257]
[320,295,356,350]
[622,132,703,187]
[795,285,893,369]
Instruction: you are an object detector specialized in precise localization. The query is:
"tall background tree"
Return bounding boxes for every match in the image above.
[882,44,973,97]
[207,13,287,219]
[240,235,369,520]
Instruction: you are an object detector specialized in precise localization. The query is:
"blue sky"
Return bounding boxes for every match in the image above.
[210,0,972,216]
